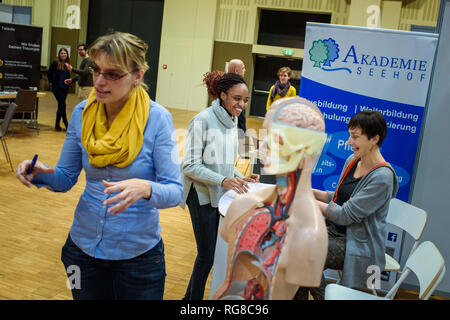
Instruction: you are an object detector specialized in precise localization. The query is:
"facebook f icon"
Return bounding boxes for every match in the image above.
[388,232,397,242]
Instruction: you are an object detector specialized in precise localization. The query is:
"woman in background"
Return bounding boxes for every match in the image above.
[48,48,71,131]
[266,66,297,112]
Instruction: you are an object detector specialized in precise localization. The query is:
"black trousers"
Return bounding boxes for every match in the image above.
[184,186,220,300]
[294,232,346,300]
[237,111,246,138]
[52,87,69,128]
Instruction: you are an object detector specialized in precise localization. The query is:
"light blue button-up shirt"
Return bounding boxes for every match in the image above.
[33,100,183,260]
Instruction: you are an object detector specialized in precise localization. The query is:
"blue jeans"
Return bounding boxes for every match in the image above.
[184,186,220,300]
[61,235,166,300]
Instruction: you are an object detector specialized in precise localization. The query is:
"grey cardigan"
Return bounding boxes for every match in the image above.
[325,154,399,289]
[180,99,244,209]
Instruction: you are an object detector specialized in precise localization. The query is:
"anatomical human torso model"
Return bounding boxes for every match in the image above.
[213,97,329,300]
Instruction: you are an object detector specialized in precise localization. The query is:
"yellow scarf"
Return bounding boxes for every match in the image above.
[81,86,150,168]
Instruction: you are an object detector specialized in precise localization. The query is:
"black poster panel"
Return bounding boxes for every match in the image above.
[0,22,42,91]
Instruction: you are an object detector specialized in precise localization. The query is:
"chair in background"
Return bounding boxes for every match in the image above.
[384,198,428,273]
[13,89,39,135]
[325,241,446,300]
[1,102,18,171]
[336,198,427,294]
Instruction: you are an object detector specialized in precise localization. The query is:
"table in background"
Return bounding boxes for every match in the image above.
[0,91,47,129]
[0,91,47,100]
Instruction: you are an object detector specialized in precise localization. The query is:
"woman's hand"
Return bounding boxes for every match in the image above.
[316,199,328,216]
[16,160,55,188]
[222,177,249,194]
[102,179,152,215]
[243,173,260,183]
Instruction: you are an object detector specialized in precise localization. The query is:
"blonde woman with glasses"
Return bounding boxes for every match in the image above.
[16,32,182,300]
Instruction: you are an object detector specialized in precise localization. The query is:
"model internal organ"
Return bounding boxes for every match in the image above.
[213,96,329,300]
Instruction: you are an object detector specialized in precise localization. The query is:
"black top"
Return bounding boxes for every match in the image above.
[330,158,362,236]
[336,159,362,206]
[47,61,70,89]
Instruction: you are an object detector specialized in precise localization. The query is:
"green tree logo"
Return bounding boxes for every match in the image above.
[309,38,351,73]
[309,40,329,68]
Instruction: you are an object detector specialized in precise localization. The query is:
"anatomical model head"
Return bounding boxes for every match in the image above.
[262,96,327,175]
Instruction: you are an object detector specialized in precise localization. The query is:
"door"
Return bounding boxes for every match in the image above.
[87,0,164,100]
[250,55,302,118]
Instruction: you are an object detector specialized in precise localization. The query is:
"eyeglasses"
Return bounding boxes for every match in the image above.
[89,66,135,82]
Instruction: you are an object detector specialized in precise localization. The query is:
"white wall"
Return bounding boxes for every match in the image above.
[155,0,217,111]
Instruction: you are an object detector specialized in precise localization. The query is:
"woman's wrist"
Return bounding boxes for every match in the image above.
[144,180,152,200]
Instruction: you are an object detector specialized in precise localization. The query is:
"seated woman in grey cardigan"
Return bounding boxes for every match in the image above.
[180,71,260,300]
[295,110,399,300]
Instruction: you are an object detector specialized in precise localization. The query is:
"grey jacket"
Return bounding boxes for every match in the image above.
[180,99,244,209]
[325,154,399,289]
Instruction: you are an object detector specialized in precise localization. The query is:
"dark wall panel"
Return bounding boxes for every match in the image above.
[87,0,164,100]
[130,0,164,101]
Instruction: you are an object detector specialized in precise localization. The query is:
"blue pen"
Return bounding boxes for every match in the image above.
[26,154,38,174]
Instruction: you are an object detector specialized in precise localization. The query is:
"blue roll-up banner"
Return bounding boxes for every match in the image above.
[300,23,438,290]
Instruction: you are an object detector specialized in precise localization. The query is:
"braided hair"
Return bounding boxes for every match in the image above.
[203,71,247,102]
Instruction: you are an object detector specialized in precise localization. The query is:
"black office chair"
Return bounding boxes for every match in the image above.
[1,103,18,171]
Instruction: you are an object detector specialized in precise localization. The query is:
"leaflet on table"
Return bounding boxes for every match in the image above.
[218,183,274,217]
[224,182,274,199]
[0,91,18,95]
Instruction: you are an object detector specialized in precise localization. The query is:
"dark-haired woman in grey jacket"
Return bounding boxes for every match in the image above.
[295,110,398,300]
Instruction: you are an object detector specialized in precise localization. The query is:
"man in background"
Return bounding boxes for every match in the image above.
[64,43,94,101]
[227,59,247,136]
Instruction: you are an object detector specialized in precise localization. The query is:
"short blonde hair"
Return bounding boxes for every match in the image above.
[89,32,149,90]
[277,66,292,77]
